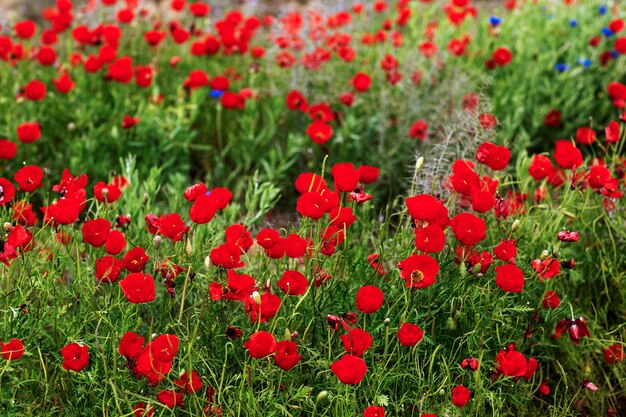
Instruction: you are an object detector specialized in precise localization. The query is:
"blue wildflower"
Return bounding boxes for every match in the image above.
[576,58,591,67]
[599,5,607,15]
[569,20,578,28]
[611,50,619,58]
[489,16,501,26]
[209,90,224,99]
[602,27,614,37]
[555,63,569,73]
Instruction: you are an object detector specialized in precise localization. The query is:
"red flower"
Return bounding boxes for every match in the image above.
[296,192,327,219]
[17,122,41,144]
[108,57,134,83]
[189,194,219,224]
[156,390,184,408]
[542,290,560,309]
[397,254,440,289]
[414,225,446,253]
[355,285,384,314]
[82,218,111,248]
[451,385,471,407]
[405,194,449,227]
[450,213,486,246]
[603,344,625,364]
[332,163,361,193]
[531,258,561,280]
[340,328,373,357]
[397,323,424,347]
[13,165,42,192]
[23,80,47,101]
[306,121,333,145]
[494,239,517,262]
[351,72,371,92]
[0,178,16,206]
[119,273,156,304]
[286,90,308,112]
[118,331,145,360]
[553,140,582,170]
[210,243,245,269]
[158,213,190,242]
[606,121,620,143]
[104,230,126,255]
[409,120,428,141]
[122,115,140,129]
[574,127,596,146]
[274,341,302,370]
[174,370,203,393]
[492,47,512,66]
[123,247,150,272]
[0,139,17,160]
[61,342,89,372]
[95,256,124,283]
[135,334,179,385]
[495,264,525,292]
[330,354,367,384]
[94,182,122,203]
[363,405,385,417]
[246,292,281,323]
[14,20,36,39]
[277,270,308,295]
[475,142,510,171]
[1,339,24,360]
[190,2,210,17]
[245,331,276,358]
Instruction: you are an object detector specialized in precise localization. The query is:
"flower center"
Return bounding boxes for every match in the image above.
[410,269,424,284]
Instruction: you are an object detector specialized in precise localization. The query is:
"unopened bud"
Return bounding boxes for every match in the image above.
[383,318,390,324]
[68,122,76,131]
[143,193,149,205]
[316,391,328,402]
[153,235,162,248]
[540,250,549,260]
[251,291,262,305]
[3,222,12,231]
[512,219,520,231]
[415,156,424,171]
[204,255,211,268]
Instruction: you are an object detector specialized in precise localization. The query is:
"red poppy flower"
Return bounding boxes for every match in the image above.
[95,256,124,283]
[451,385,471,407]
[158,213,190,242]
[123,247,149,272]
[23,80,47,101]
[351,72,371,92]
[494,239,517,262]
[14,20,36,39]
[397,254,440,289]
[94,182,122,203]
[245,331,276,358]
[340,328,372,357]
[576,127,596,145]
[190,2,210,17]
[246,292,281,323]
[0,178,15,206]
[409,120,428,141]
[274,341,302,370]
[296,191,327,219]
[119,273,156,303]
[605,121,620,143]
[174,370,203,393]
[475,142,510,171]
[542,290,560,309]
[42,198,80,225]
[528,155,554,180]
[492,47,512,66]
[284,234,309,258]
[553,140,582,170]
[286,90,308,112]
[82,218,111,248]
[1,339,24,360]
[531,258,561,280]
[495,264,525,292]
[450,213,486,246]
[306,121,333,145]
[414,225,446,253]
[0,140,17,160]
[156,390,184,408]
[331,163,360,192]
[17,122,41,144]
[61,342,89,372]
[363,405,385,417]
[210,243,245,269]
[105,230,126,255]
[189,194,219,224]
[603,344,625,364]
[397,323,424,347]
[13,201,37,226]
[330,354,367,384]
[278,270,309,295]
[405,194,449,226]
[355,285,384,314]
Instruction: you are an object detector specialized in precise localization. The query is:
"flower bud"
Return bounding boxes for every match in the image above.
[153,235,162,248]
[415,156,424,171]
[251,291,262,305]
[204,255,211,268]
[512,219,520,231]
[540,250,549,260]
[316,391,328,402]
[3,222,12,231]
